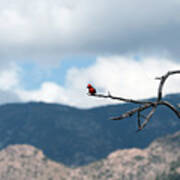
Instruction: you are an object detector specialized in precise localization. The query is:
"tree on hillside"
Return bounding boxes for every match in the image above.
[87,70,180,131]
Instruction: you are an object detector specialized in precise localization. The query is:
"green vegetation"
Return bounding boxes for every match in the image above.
[156,159,180,180]
[134,155,144,161]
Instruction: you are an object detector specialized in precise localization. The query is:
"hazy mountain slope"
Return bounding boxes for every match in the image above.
[74,131,180,180]
[0,131,179,180]
[0,145,70,180]
[0,94,179,166]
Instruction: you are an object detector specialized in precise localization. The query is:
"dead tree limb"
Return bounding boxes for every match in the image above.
[87,70,180,131]
[93,93,152,104]
[110,103,152,120]
[156,70,180,101]
[138,106,156,130]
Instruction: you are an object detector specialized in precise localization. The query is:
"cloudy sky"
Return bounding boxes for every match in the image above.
[1,0,180,108]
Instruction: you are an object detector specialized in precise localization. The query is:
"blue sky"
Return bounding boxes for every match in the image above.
[0,0,180,108]
[18,55,96,90]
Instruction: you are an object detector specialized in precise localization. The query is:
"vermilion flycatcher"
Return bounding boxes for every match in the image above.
[87,84,96,95]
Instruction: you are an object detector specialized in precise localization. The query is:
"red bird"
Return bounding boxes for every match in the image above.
[87,84,96,95]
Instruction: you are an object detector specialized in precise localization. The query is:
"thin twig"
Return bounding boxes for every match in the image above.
[110,103,152,120]
[137,111,141,130]
[156,70,180,101]
[158,101,180,118]
[92,93,152,104]
[140,106,156,130]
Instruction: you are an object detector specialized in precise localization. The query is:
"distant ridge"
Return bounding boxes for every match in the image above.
[0,93,179,166]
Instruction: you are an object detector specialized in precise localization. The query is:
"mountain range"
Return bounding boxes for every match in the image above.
[0,131,179,180]
[0,93,179,167]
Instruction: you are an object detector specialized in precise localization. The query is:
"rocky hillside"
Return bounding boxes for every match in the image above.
[0,93,180,166]
[0,145,70,180]
[74,131,180,180]
[0,131,179,180]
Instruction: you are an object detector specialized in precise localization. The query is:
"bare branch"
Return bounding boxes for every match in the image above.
[156,70,180,101]
[158,101,180,118]
[138,106,156,131]
[137,110,150,131]
[110,103,152,120]
[92,93,152,105]
[87,70,180,131]
[137,111,141,129]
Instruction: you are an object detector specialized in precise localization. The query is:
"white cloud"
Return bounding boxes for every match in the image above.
[0,62,21,104]
[16,82,68,103]
[15,56,180,108]
[0,56,180,108]
[0,63,20,90]
[0,0,180,67]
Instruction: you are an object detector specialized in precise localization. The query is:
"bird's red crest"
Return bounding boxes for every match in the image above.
[87,84,92,88]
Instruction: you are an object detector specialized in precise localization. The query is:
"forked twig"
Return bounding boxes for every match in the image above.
[88,70,180,131]
[156,70,180,101]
